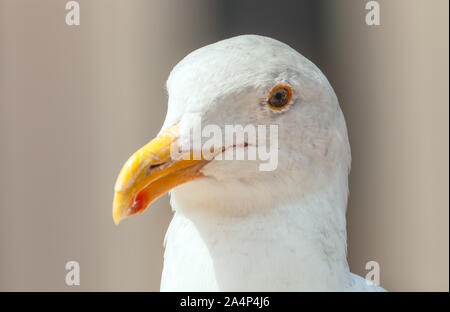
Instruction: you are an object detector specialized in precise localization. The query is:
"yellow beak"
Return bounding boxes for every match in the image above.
[112,125,207,224]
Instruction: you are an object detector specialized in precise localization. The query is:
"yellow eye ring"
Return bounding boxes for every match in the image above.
[267,84,292,110]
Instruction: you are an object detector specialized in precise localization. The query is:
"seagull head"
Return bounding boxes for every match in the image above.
[113,35,350,224]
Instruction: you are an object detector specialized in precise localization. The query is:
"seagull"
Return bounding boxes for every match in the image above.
[112,35,386,291]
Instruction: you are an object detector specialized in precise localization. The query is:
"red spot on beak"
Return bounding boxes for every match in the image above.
[129,190,150,216]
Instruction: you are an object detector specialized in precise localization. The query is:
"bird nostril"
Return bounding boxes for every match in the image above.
[146,163,164,176]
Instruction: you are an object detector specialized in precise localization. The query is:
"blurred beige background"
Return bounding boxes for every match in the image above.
[0,0,448,291]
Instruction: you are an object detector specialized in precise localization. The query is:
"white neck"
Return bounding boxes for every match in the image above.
[161,176,352,291]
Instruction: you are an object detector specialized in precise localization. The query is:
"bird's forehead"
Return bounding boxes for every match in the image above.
[167,36,308,98]
[163,35,332,127]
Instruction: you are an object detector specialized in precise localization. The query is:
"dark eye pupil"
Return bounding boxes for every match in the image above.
[268,88,289,108]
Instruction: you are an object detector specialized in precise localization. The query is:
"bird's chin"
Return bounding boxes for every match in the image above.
[169,157,273,206]
[169,177,251,215]
[200,157,264,182]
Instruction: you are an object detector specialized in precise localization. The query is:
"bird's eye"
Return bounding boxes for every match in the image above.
[267,84,292,110]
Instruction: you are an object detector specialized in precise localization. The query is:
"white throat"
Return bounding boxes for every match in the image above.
[160,174,353,291]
